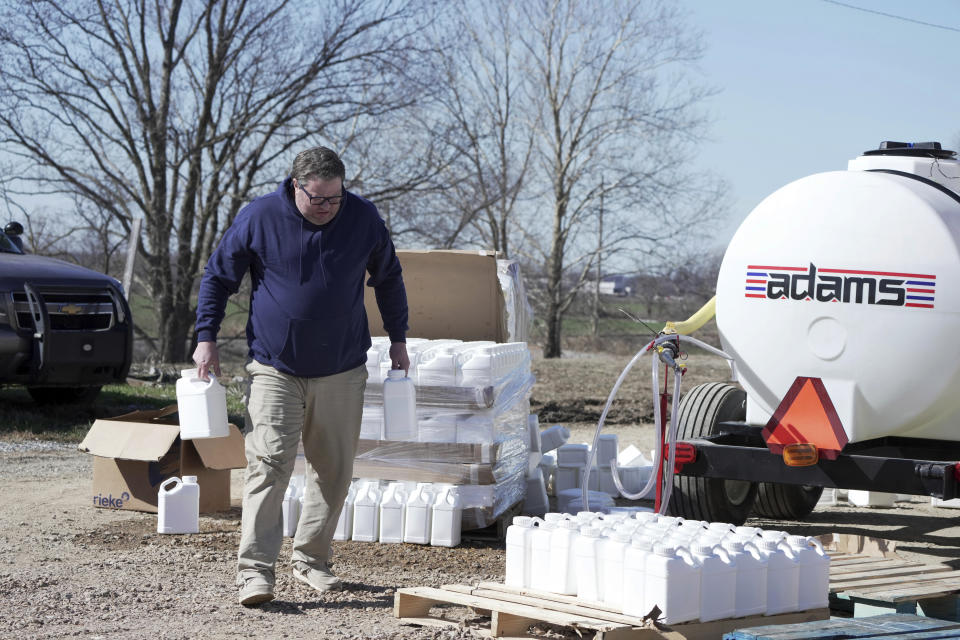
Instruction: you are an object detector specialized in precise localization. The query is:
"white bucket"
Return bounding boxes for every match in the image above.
[351,481,382,542]
[788,535,830,610]
[548,518,581,595]
[403,483,435,544]
[430,486,462,547]
[645,544,700,624]
[383,370,417,441]
[157,476,199,534]
[379,483,407,544]
[505,516,536,588]
[176,369,229,439]
[574,526,604,602]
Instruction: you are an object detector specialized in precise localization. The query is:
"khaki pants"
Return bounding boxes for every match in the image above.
[237,360,366,584]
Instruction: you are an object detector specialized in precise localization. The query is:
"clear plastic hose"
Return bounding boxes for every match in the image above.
[584,333,733,513]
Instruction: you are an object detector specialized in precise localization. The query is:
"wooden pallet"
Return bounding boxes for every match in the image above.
[724,612,960,640]
[395,582,828,639]
[829,552,960,620]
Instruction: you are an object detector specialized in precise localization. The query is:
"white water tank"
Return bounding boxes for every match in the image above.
[718,142,960,443]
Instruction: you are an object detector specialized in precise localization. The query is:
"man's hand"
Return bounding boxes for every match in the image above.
[389,342,410,374]
[193,341,222,380]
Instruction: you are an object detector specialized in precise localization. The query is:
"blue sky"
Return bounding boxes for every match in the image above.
[684,0,960,247]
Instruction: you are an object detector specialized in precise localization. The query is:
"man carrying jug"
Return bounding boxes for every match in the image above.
[193,146,410,606]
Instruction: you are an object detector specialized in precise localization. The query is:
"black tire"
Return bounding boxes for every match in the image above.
[753,483,823,520]
[27,386,102,406]
[666,382,757,525]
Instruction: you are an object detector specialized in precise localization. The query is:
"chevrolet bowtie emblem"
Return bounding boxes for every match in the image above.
[59,303,83,315]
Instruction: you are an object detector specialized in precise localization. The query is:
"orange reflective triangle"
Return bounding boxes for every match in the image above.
[761,377,847,460]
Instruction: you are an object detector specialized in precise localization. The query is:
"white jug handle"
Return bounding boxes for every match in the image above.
[715,545,731,563]
[530,516,545,527]
[160,477,181,493]
[809,537,826,554]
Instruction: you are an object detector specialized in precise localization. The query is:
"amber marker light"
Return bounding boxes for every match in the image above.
[782,443,819,467]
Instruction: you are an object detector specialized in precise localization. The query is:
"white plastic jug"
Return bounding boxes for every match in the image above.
[599,530,632,609]
[645,544,701,624]
[689,543,736,622]
[351,481,382,542]
[787,535,831,610]
[505,516,536,588]
[157,476,199,534]
[529,518,554,592]
[548,518,580,595]
[758,538,800,615]
[539,424,571,453]
[383,369,417,441]
[522,467,549,517]
[176,369,229,439]
[430,485,462,547]
[403,483,435,544]
[723,539,768,617]
[622,538,655,618]
[379,483,407,544]
[282,484,301,538]
[574,526,604,602]
[333,483,357,541]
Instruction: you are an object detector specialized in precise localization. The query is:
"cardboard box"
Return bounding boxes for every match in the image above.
[364,250,509,342]
[78,405,247,513]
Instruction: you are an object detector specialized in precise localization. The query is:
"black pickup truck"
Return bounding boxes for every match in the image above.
[0,223,133,404]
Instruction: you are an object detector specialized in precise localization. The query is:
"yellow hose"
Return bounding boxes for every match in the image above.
[661,295,716,335]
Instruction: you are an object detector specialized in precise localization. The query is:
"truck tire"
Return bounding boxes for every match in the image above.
[666,382,757,525]
[753,483,823,520]
[27,386,102,406]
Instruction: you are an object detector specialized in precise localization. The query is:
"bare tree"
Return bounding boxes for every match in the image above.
[0,0,430,362]
[514,0,726,358]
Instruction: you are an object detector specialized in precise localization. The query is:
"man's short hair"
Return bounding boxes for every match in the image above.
[290,147,345,184]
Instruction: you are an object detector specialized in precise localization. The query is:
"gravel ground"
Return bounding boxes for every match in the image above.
[3,349,960,638]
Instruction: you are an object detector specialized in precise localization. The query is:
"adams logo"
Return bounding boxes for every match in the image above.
[745,263,936,309]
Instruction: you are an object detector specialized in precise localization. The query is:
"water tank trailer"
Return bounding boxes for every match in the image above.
[665,141,960,524]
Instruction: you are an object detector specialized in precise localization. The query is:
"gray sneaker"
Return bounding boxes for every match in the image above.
[238,574,274,606]
[293,563,343,593]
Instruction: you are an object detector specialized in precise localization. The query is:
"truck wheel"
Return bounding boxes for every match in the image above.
[27,386,102,406]
[666,382,757,525]
[753,483,823,520]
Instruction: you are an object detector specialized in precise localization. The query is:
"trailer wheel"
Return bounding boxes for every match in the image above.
[666,382,757,525]
[753,483,823,520]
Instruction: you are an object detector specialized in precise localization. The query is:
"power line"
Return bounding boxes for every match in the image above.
[821,0,960,33]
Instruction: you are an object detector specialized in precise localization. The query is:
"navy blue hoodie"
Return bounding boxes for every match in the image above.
[195,178,408,377]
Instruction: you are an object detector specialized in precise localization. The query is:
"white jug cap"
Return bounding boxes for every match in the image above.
[787,535,810,547]
[722,540,745,552]
[558,519,580,530]
[181,368,198,378]
[513,516,533,527]
[691,543,715,555]
[386,369,405,379]
[612,531,632,543]
[653,543,676,556]
[759,539,781,551]
[580,526,603,538]
[182,475,198,483]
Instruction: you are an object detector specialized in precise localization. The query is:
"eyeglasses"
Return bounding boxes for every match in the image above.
[298,182,344,207]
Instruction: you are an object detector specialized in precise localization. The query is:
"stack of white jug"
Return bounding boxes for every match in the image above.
[332,480,463,547]
[365,337,532,387]
[504,512,830,624]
